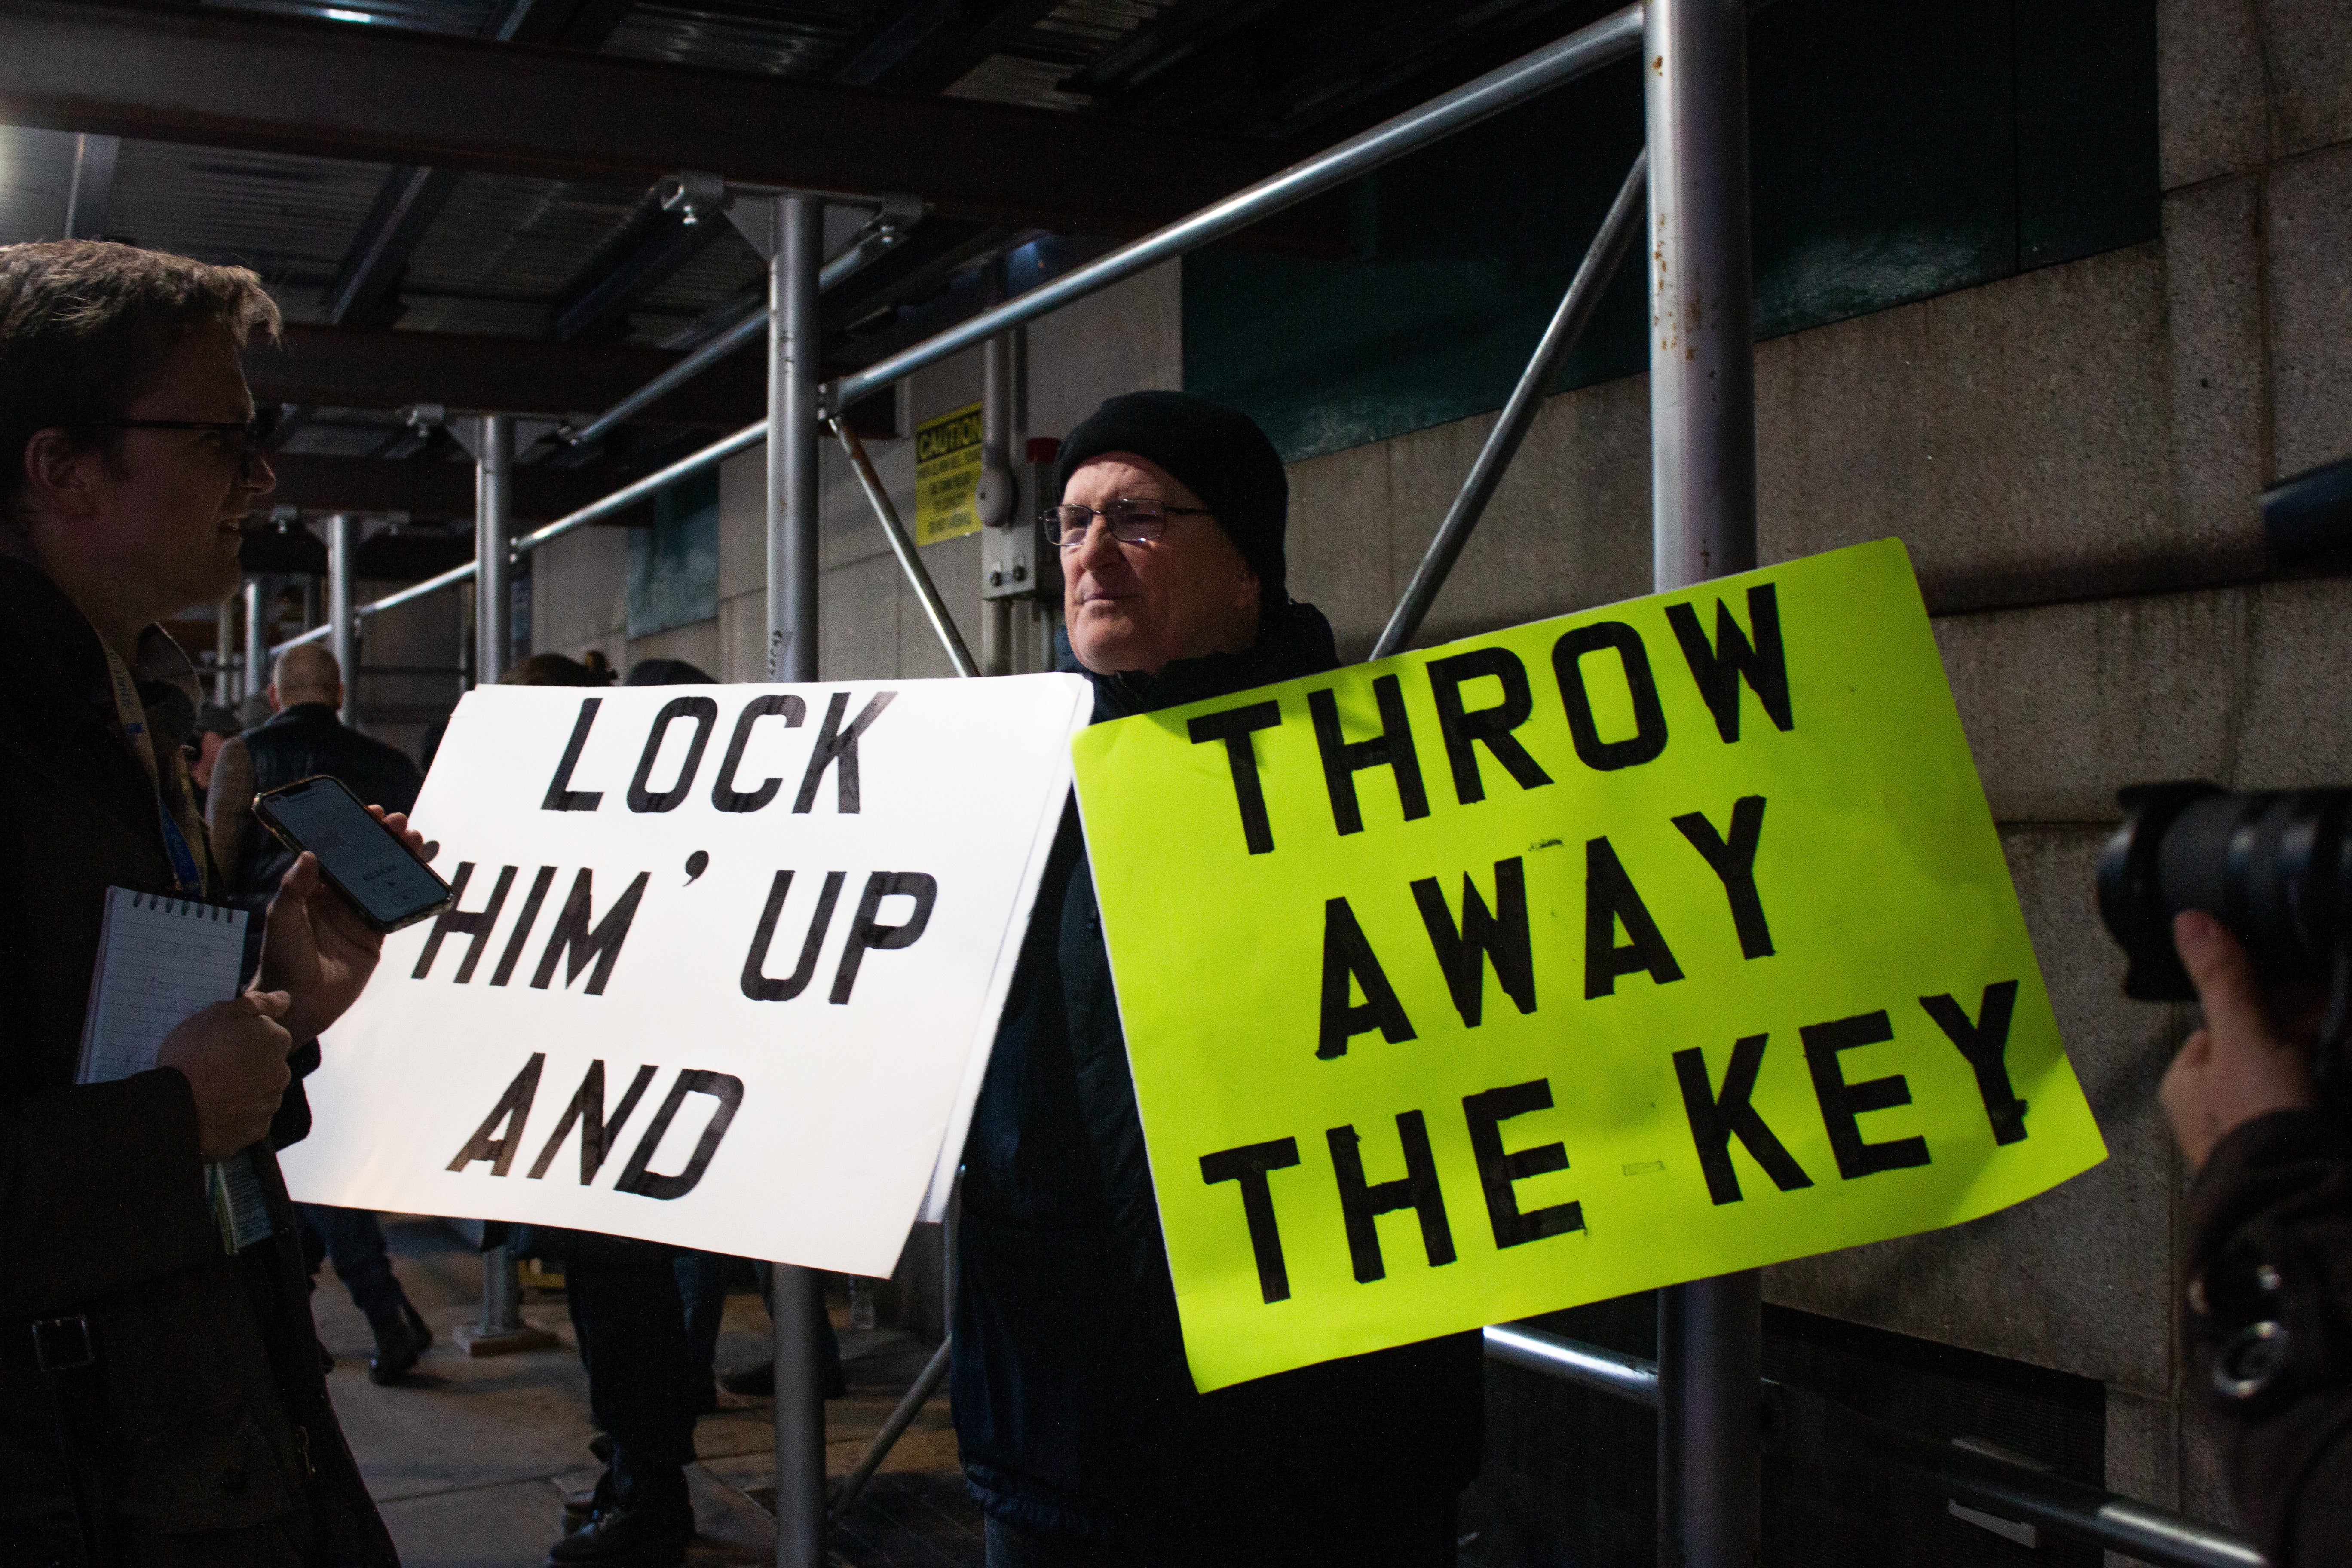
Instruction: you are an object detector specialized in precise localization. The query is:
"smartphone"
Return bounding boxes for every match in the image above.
[253,775,453,933]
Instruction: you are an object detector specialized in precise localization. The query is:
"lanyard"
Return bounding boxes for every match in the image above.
[98,640,207,897]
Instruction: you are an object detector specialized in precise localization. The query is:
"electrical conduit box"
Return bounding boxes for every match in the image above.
[980,443,1059,602]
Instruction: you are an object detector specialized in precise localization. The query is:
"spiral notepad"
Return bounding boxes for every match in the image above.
[77,888,273,1252]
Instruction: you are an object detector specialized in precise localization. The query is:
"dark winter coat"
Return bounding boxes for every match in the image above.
[223,702,422,913]
[2185,1106,2352,1568]
[0,557,396,1566]
[952,603,1485,1544]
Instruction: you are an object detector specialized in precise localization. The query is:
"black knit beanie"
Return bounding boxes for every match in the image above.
[1054,391,1287,617]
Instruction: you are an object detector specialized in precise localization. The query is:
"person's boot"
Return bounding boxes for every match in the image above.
[545,1465,692,1568]
[561,1437,618,1534]
[716,1359,772,1397]
[560,1468,615,1536]
[367,1300,433,1385]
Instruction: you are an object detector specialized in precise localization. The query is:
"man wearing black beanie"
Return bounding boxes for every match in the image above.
[952,391,1484,1567]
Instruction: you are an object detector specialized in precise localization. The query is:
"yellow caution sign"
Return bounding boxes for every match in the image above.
[1072,539,2106,1392]
[913,402,985,546]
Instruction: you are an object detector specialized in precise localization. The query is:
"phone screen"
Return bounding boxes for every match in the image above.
[261,778,449,928]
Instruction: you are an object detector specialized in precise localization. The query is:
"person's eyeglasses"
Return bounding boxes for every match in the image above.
[1043,498,1213,550]
[86,410,278,478]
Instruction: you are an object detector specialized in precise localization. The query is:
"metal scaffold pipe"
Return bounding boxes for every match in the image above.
[1643,1,1759,1565]
[558,212,913,455]
[242,576,264,701]
[1373,146,1648,660]
[268,5,1645,658]
[475,413,513,684]
[831,419,977,677]
[824,3,1644,415]
[325,513,355,725]
[766,191,828,1568]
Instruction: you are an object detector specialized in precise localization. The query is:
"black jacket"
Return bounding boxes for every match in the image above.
[227,703,422,913]
[0,558,396,1564]
[952,605,1485,1542]
[2185,1107,2352,1567]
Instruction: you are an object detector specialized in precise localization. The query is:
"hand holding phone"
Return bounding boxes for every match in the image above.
[254,775,452,933]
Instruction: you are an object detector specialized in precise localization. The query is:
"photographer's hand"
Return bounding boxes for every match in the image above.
[2162,910,2318,1171]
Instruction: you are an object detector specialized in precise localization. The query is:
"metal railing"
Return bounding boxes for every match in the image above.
[270,2,1647,662]
[1486,1323,2265,1568]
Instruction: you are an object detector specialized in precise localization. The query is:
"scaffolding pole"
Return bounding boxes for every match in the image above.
[266,6,1644,662]
[832,420,977,677]
[762,189,828,1568]
[980,278,1017,677]
[1645,1,1759,1565]
[242,577,264,703]
[475,413,514,685]
[325,514,356,725]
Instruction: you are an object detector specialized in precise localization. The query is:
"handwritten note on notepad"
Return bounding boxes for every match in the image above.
[77,888,250,1084]
[77,888,273,1251]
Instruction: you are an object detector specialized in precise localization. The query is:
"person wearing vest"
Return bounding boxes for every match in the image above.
[0,239,408,1567]
[208,643,432,1389]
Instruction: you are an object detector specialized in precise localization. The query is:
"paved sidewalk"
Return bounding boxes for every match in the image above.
[310,1216,979,1568]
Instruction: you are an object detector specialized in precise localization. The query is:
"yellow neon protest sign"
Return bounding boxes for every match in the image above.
[1072,539,2106,1392]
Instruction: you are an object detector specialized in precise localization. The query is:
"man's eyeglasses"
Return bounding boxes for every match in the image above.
[1043,498,1213,550]
[85,410,278,477]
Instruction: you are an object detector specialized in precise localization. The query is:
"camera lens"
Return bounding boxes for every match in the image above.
[2097,784,2352,1000]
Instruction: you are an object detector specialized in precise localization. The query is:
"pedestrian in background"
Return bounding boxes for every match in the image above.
[208,641,434,1386]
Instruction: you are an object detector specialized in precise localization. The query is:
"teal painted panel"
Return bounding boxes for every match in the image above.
[1184,0,2158,464]
[627,469,719,639]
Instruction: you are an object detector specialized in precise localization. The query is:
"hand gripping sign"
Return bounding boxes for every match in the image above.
[1072,540,2107,1392]
[280,674,1092,1274]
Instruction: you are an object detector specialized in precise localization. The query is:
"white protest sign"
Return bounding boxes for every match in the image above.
[280,674,1091,1274]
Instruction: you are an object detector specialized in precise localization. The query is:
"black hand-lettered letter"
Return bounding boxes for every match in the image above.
[489,867,558,986]
[830,872,937,1003]
[542,698,605,811]
[1672,796,1775,959]
[1666,584,1794,743]
[412,861,515,982]
[1326,1111,1455,1283]
[446,1053,545,1176]
[1309,675,1430,836]
[1584,838,1684,998]
[794,692,895,814]
[1920,982,2028,1145]
[1412,857,1536,1027]
[1317,897,1416,1059]
[1461,1079,1583,1248]
[712,695,806,813]
[1187,701,1284,855]
[1200,1138,1303,1303]
[613,1070,744,1200]
[1552,623,1668,771]
[1427,649,1554,805]
[1672,1035,1814,1205]
[526,1060,658,1184]
[626,697,719,813]
[530,869,652,995]
[1800,1011,1932,1179]
[740,870,845,1002]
